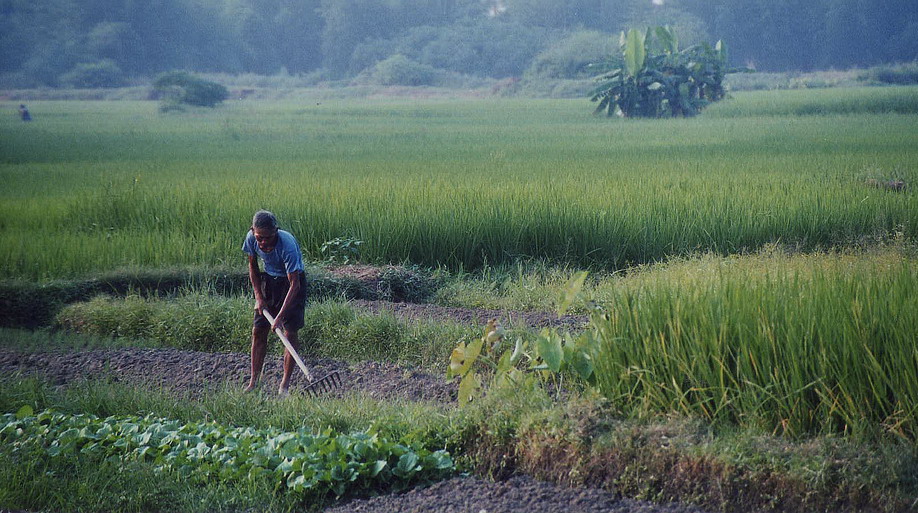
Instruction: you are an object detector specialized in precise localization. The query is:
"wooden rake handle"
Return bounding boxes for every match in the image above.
[262,310,314,382]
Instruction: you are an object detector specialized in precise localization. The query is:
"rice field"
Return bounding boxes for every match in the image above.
[1,88,916,279]
[1,87,917,441]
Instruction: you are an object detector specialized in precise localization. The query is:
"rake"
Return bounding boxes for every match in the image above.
[262,310,342,396]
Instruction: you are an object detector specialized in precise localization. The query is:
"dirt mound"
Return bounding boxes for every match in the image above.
[323,475,709,513]
[0,347,456,403]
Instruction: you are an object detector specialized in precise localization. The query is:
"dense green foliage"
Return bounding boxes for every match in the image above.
[1,0,915,87]
[439,248,918,440]
[1,408,453,501]
[591,26,731,117]
[153,71,228,108]
[1,91,915,278]
[590,250,918,440]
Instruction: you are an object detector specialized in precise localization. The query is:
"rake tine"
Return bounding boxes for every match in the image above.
[303,371,342,397]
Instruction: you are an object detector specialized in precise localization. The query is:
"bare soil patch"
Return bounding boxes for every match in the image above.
[323,475,709,513]
[0,346,455,403]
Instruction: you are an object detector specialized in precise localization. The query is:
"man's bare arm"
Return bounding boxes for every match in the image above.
[248,254,266,316]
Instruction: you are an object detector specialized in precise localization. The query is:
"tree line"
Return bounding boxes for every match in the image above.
[1,0,915,87]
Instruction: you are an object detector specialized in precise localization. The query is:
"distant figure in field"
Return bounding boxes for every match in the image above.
[18,104,31,121]
[242,210,308,395]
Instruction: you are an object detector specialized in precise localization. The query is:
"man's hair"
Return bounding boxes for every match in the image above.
[252,210,278,231]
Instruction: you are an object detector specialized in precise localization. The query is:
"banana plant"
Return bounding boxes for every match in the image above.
[590,26,740,118]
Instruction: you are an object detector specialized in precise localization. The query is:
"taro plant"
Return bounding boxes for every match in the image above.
[321,237,364,264]
[447,272,600,406]
[589,26,738,118]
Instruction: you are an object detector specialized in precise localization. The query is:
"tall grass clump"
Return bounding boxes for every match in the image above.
[591,254,918,440]
[55,295,474,368]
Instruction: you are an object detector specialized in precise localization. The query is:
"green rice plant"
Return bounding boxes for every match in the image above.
[55,292,251,353]
[706,86,918,117]
[1,95,916,279]
[590,253,918,440]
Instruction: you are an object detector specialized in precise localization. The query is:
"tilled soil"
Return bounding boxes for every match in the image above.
[0,346,456,403]
[323,475,709,513]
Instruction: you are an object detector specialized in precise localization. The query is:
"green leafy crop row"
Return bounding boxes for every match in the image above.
[1,407,454,500]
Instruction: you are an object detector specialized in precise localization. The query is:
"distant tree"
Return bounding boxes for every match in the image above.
[153,71,227,109]
[58,59,125,88]
[418,19,548,77]
[526,30,618,79]
[368,54,437,86]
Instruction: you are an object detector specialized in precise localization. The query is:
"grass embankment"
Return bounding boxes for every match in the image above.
[53,296,476,370]
[2,90,916,278]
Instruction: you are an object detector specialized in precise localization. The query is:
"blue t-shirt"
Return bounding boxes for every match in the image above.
[242,229,305,277]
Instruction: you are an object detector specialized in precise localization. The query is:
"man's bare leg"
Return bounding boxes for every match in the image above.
[246,326,269,392]
[278,329,299,395]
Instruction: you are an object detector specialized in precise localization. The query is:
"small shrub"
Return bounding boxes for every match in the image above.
[369,55,437,87]
[153,71,228,108]
[320,237,364,264]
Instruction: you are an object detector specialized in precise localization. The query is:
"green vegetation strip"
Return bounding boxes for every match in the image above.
[52,296,476,368]
[591,252,918,439]
[1,406,453,500]
[2,93,916,278]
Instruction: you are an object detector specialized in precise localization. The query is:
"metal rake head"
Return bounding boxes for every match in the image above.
[303,371,342,397]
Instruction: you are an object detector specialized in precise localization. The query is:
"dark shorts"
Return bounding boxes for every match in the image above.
[253,272,307,332]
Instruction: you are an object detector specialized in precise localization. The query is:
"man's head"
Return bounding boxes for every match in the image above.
[252,210,279,252]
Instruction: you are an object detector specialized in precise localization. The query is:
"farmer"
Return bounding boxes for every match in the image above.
[18,104,31,121]
[242,210,307,394]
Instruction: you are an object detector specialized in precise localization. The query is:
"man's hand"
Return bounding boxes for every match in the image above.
[253,297,267,317]
[270,313,285,333]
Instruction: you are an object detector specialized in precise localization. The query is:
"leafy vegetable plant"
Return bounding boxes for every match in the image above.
[1,407,453,500]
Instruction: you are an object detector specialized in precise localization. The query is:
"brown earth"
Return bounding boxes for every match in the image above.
[0,346,456,403]
[324,475,709,513]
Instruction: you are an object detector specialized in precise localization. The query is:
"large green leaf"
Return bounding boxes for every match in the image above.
[457,371,481,406]
[535,330,563,373]
[15,405,34,420]
[654,25,678,54]
[623,28,646,78]
[558,271,589,316]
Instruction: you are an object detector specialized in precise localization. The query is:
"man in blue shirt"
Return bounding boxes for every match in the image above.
[242,210,307,394]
